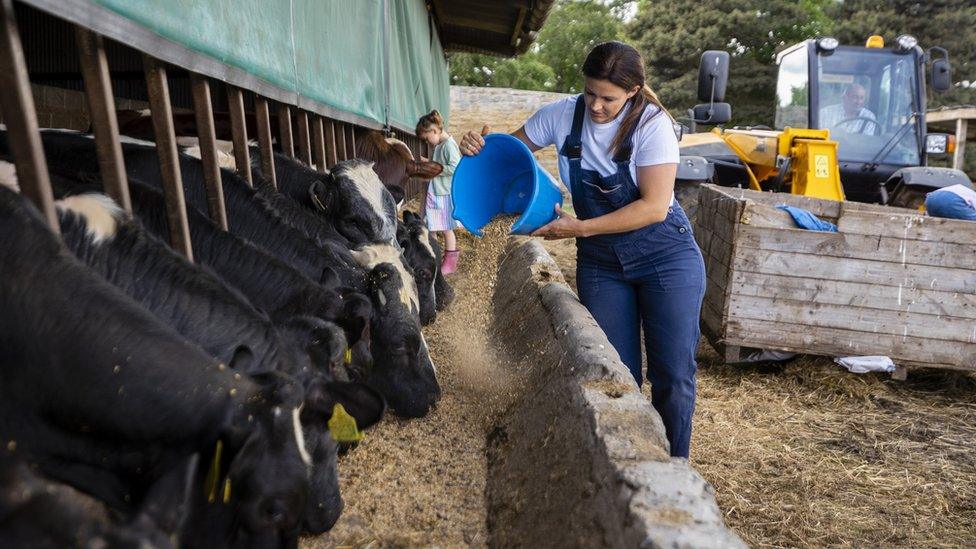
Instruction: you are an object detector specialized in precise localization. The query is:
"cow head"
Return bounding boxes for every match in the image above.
[397,210,438,325]
[308,160,398,246]
[219,371,309,540]
[355,131,443,203]
[348,250,440,417]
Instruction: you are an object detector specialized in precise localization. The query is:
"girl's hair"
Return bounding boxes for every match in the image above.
[582,41,672,156]
[415,109,443,138]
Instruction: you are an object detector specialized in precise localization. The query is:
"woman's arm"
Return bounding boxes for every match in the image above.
[459,125,542,155]
[531,163,676,239]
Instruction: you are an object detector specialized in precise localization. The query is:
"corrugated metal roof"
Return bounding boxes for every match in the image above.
[428,0,555,57]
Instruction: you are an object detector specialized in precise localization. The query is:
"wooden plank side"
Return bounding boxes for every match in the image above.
[728,293,976,344]
[734,247,976,294]
[724,317,976,371]
[838,209,976,246]
[226,86,252,185]
[189,74,228,230]
[737,225,976,271]
[730,271,976,321]
[255,96,276,188]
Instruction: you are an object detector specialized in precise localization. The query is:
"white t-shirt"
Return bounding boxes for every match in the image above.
[524,95,679,188]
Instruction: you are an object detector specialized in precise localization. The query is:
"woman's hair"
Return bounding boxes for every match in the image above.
[415,109,443,138]
[582,41,672,156]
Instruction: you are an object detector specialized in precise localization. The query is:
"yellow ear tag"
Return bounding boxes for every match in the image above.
[205,439,223,504]
[344,348,353,365]
[327,403,363,443]
[222,477,233,504]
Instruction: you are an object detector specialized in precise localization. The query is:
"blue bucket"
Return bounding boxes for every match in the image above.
[451,134,563,236]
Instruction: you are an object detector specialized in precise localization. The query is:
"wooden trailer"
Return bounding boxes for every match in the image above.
[695,184,976,376]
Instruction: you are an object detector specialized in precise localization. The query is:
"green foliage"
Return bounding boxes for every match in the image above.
[449,0,624,93]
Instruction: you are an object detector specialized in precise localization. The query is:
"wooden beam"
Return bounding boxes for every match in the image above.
[76,27,130,215]
[311,115,327,173]
[334,121,346,161]
[190,74,228,230]
[324,118,338,168]
[255,96,276,188]
[226,86,252,186]
[345,124,355,158]
[954,118,967,171]
[0,0,58,232]
[278,103,294,158]
[143,55,193,260]
[296,110,312,167]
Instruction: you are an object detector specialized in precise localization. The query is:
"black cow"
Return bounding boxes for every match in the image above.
[0,185,309,545]
[52,188,384,533]
[0,451,197,548]
[397,210,440,324]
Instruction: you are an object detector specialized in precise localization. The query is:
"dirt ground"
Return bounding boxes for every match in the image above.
[542,239,976,549]
[306,220,517,548]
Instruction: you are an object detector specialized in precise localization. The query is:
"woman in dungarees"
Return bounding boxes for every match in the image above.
[460,41,705,458]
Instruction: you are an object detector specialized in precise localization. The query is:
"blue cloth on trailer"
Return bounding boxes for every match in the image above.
[776,205,838,232]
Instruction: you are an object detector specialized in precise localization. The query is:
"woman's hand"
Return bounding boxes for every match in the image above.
[459,124,491,156]
[530,204,588,240]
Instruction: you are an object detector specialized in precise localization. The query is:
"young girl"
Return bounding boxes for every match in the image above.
[416,110,462,275]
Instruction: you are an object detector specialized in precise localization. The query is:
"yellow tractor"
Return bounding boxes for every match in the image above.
[674,36,971,218]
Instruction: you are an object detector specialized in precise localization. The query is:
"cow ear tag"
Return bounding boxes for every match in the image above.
[328,404,364,443]
[344,348,353,365]
[205,439,223,503]
[222,477,233,504]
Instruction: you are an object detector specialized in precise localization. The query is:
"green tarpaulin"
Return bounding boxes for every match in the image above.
[92,0,449,130]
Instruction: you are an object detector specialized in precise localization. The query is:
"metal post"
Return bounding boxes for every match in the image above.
[0,0,57,232]
[296,110,312,167]
[324,118,338,168]
[227,86,252,185]
[76,27,130,215]
[311,115,326,173]
[256,96,276,187]
[190,74,228,230]
[143,55,193,260]
[954,118,968,171]
[334,121,346,161]
[278,104,294,158]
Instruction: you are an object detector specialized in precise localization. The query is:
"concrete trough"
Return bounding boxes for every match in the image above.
[487,237,745,548]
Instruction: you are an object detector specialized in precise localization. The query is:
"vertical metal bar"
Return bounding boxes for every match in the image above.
[954,118,967,171]
[311,115,326,173]
[278,104,294,158]
[334,121,346,161]
[190,74,228,230]
[0,0,57,232]
[227,86,252,185]
[296,110,312,167]
[324,118,338,168]
[76,27,130,215]
[143,55,193,260]
[255,96,276,187]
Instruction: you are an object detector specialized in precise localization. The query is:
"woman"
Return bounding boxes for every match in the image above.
[460,41,705,458]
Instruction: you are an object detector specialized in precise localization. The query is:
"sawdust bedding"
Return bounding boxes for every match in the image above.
[542,239,976,548]
[306,217,519,548]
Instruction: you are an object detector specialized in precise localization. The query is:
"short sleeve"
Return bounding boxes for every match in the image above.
[524,98,571,149]
[633,110,679,167]
[439,138,462,177]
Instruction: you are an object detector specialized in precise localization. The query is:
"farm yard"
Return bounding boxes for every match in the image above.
[2,0,976,547]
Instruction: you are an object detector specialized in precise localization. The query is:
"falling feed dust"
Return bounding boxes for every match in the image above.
[306,214,522,548]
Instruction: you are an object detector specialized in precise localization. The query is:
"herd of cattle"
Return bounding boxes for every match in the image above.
[0,125,457,547]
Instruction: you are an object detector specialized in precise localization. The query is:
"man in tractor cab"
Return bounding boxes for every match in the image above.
[819,84,879,136]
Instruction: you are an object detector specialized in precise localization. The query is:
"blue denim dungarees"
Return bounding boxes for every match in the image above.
[560,96,705,458]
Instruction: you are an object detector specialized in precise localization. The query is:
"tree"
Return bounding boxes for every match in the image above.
[449,0,626,93]
[626,0,834,127]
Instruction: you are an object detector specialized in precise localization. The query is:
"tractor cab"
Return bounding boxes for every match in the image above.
[775,36,954,203]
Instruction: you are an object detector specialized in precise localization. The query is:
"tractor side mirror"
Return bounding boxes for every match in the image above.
[697,50,729,103]
[691,50,732,128]
[929,47,951,93]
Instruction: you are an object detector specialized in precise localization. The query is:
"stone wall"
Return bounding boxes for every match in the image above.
[449,85,570,182]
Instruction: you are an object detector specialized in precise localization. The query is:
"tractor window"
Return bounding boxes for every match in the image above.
[775,49,809,129]
[814,48,920,166]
